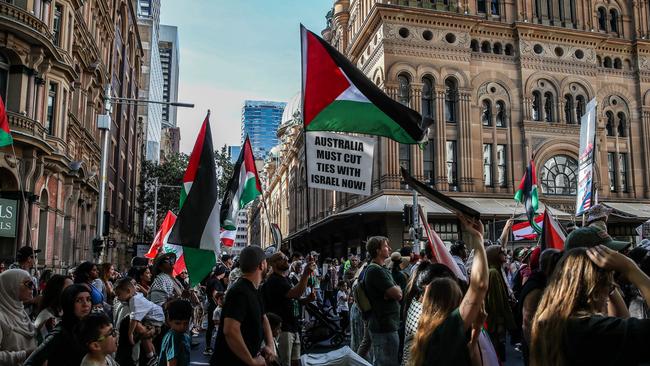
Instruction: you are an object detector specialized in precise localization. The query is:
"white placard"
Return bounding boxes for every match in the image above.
[306,131,375,195]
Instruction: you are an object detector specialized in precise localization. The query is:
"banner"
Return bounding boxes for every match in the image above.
[576,98,597,216]
[0,198,17,238]
[306,131,375,195]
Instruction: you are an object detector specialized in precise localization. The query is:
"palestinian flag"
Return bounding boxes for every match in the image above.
[301,25,432,144]
[145,211,186,276]
[514,160,541,233]
[220,136,262,235]
[167,114,219,286]
[540,208,566,250]
[418,206,467,282]
[513,214,544,241]
[0,95,13,147]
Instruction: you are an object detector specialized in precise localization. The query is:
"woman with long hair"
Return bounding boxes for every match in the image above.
[74,261,104,309]
[94,262,116,304]
[34,274,73,343]
[133,266,153,296]
[409,215,489,366]
[484,244,516,361]
[530,246,650,366]
[25,284,92,366]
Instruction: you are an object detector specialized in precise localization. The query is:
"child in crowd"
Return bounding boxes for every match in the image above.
[336,281,350,332]
[78,313,119,366]
[159,299,192,366]
[211,291,225,345]
[114,277,164,363]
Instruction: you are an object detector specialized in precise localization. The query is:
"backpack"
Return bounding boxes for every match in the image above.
[353,264,377,320]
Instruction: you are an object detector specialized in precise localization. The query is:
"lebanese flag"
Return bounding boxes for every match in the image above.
[540,208,566,250]
[167,113,218,286]
[144,211,186,276]
[513,214,545,241]
[301,25,432,144]
[220,228,235,247]
[220,136,262,232]
[418,206,467,282]
[0,95,13,147]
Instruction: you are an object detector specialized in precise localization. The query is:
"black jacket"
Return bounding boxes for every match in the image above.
[24,324,86,366]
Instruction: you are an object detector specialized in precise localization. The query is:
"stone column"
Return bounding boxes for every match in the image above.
[641,109,650,197]
[458,91,473,192]
[435,90,448,190]
[411,84,424,179]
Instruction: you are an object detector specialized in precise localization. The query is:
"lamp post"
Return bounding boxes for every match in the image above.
[93,85,194,260]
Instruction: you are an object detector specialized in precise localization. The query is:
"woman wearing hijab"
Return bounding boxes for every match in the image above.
[0,269,38,364]
[24,284,92,366]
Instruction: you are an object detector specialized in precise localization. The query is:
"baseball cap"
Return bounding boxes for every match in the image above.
[564,226,630,251]
[17,246,41,260]
[239,245,267,273]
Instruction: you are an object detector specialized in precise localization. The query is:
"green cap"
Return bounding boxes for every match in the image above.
[564,226,630,252]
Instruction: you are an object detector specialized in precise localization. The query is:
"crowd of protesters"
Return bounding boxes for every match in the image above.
[2,204,650,365]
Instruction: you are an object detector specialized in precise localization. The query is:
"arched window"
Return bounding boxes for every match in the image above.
[505,44,514,56]
[481,41,491,53]
[481,100,492,126]
[493,43,503,54]
[477,0,487,13]
[397,73,411,106]
[540,155,578,195]
[564,94,574,124]
[0,53,8,102]
[606,111,615,136]
[491,0,500,15]
[614,58,622,69]
[445,78,458,123]
[496,101,506,127]
[610,9,619,33]
[598,8,607,31]
[399,144,411,173]
[421,76,434,118]
[471,39,479,52]
[532,91,542,121]
[544,92,554,122]
[575,95,585,123]
[617,112,626,137]
[604,57,612,68]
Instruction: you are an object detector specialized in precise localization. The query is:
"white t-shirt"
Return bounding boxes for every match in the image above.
[130,292,164,323]
[212,306,222,333]
[336,290,349,312]
[80,354,119,366]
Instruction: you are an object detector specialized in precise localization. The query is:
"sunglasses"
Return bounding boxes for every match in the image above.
[94,328,118,343]
[22,281,35,290]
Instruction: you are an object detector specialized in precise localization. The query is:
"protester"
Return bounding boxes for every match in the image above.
[349,260,369,358]
[134,266,153,296]
[159,299,193,366]
[211,291,224,337]
[78,313,119,366]
[484,244,516,361]
[149,252,183,306]
[531,246,650,365]
[34,274,73,343]
[336,281,350,332]
[343,255,360,284]
[212,245,276,366]
[11,246,41,316]
[399,247,416,277]
[450,242,469,278]
[266,312,282,357]
[409,215,489,366]
[204,264,227,355]
[0,261,5,273]
[221,254,234,270]
[262,251,314,366]
[94,263,116,305]
[25,284,92,366]
[390,252,408,297]
[0,269,38,364]
[75,261,105,309]
[364,236,402,366]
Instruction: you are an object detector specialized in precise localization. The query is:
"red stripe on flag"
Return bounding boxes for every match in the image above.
[418,207,467,282]
[243,137,262,193]
[145,211,177,259]
[183,116,208,184]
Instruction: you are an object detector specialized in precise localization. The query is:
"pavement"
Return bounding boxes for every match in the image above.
[189,330,210,366]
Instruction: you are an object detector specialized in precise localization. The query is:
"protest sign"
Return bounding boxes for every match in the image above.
[306,131,375,195]
[576,98,597,216]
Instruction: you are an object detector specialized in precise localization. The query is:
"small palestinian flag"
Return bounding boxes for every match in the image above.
[301,25,432,144]
[513,214,544,241]
[514,159,541,233]
[220,136,262,236]
[0,95,13,147]
[167,113,218,286]
[540,208,566,250]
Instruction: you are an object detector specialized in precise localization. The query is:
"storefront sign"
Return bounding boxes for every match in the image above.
[306,131,375,196]
[0,198,17,238]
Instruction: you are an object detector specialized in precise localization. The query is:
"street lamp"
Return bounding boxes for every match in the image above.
[93,85,194,260]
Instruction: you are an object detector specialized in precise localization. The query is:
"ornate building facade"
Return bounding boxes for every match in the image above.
[254,0,650,257]
[0,0,143,269]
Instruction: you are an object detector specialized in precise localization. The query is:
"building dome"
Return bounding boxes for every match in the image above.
[281,92,302,125]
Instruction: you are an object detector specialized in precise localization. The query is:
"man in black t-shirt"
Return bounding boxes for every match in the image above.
[262,252,314,366]
[211,246,276,366]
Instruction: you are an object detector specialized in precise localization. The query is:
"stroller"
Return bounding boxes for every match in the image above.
[301,302,346,350]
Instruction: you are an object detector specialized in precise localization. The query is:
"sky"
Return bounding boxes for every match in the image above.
[160,0,332,154]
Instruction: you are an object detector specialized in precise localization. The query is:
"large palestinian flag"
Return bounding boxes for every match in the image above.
[514,159,541,233]
[220,136,262,242]
[301,25,432,144]
[167,114,218,286]
[0,95,13,147]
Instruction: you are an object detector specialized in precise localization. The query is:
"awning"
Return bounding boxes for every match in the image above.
[343,195,452,215]
[603,202,650,220]
[455,198,572,218]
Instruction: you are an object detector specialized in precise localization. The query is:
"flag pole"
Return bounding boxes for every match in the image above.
[9,143,34,248]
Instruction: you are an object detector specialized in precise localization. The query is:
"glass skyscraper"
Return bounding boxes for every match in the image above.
[241,100,286,159]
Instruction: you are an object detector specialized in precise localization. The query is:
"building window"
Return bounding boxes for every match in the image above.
[540,154,578,196]
[576,95,585,123]
[497,144,507,187]
[46,82,58,135]
[532,91,541,121]
[606,111,615,136]
[0,53,8,102]
[481,41,491,53]
[496,101,506,127]
[53,4,63,47]
[481,100,492,126]
[597,7,607,31]
[445,78,458,123]
[564,95,574,124]
[421,76,434,118]
[619,153,628,192]
[477,0,486,13]
[608,152,616,192]
[432,221,459,242]
[617,112,626,137]
[399,144,411,173]
[446,140,458,189]
[610,9,619,33]
[398,73,411,106]
[423,140,434,184]
[544,92,554,122]
[471,39,479,52]
[483,144,493,186]
[491,0,499,15]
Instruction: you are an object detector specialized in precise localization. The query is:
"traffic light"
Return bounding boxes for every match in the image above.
[402,204,413,226]
[92,238,104,254]
[102,211,110,237]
